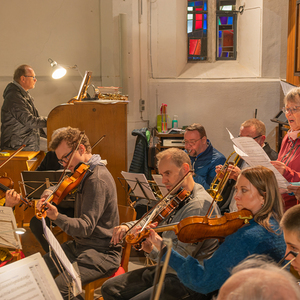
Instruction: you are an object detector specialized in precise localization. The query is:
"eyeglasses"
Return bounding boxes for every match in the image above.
[57,149,73,166]
[238,134,262,140]
[183,138,202,146]
[282,106,300,114]
[24,75,36,80]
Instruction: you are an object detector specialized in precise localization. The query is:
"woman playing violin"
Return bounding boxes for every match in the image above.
[147,166,286,297]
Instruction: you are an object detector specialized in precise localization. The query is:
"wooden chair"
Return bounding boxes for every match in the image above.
[83,204,137,300]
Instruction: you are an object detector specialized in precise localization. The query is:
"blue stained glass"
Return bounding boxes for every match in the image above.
[228,16,233,25]
[219,47,222,57]
[203,29,207,36]
[187,20,193,33]
[204,2,207,10]
[220,16,228,25]
[204,14,207,19]
[219,30,222,38]
[203,20,207,29]
[188,2,195,7]
[195,1,202,6]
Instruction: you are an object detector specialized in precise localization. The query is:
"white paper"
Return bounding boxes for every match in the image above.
[121,171,157,200]
[0,206,22,249]
[0,252,63,300]
[152,174,168,197]
[226,129,289,189]
[42,218,82,294]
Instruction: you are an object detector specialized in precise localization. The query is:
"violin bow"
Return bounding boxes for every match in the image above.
[0,144,26,170]
[91,134,106,150]
[121,170,194,242]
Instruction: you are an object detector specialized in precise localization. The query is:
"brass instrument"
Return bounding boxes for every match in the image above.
[207,151,240,202]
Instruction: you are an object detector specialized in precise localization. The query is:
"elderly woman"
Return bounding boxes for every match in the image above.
[271,87,300,210]
[148,166,285,297]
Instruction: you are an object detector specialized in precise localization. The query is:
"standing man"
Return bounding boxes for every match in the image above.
[1,64,47,151]
[102,148,220,300]
[184,123,226,190]
[37,127,121,300]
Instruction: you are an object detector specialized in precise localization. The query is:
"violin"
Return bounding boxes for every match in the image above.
[125,209,253,246]
[0,175,33,207]
[36,162,90,219]
[125,187,191,249]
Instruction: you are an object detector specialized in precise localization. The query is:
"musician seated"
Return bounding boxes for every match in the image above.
[35,127,121,300]
[216,118,278,213]
[101,147,221,300]
[280,203,300,279]
[217,255,300,299]
[146,166,285,298]
[184,123,226,190]
[30,148,75,253]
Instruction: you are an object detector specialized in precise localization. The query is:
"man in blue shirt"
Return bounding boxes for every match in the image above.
[184,123,226,190]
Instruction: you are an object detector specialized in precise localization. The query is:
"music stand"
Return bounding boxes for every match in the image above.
[20,170,71,199]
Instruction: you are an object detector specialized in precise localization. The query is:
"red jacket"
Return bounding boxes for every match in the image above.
[278,134,300,210]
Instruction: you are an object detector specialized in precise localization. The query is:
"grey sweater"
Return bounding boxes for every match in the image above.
[54,156,119,250]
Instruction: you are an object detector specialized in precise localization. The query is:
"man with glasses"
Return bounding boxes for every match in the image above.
[184,123,226,190]
[216,118,277,213]
[36,127,121,300]
[1,64,47,151]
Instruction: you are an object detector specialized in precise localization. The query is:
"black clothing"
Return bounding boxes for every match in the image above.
[1,82,47,151]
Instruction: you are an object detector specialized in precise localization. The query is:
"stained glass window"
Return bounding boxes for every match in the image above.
[187,1,208,61]
[216,0,237,60]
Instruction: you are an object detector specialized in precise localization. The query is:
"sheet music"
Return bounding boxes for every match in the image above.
[152,174,168,197]
[42,218,82,294]
[226,129,289,189]
[121,171,157,200]
[0,206,21,249]
[0,252,63,300]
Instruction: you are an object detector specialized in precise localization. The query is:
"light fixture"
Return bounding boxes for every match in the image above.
[48,58,82,79]
[2,228,26,235]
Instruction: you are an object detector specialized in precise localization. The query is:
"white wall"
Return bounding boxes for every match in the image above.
[0,0,289,167]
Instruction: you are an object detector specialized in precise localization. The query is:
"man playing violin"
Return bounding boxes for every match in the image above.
[36,127,121,300]
[102,147,221,300]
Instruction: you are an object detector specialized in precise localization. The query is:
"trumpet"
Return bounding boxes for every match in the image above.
[207,151,240,202]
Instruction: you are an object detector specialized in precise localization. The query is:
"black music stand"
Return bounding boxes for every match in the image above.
[20,170,71,199]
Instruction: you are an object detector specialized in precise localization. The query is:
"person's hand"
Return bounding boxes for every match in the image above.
[287,185,300,200]
[111,225,130,245]
[5,189,20,208]
[147,229,164,251]
[42,201,58,220]
[215,164,240,181]
[40,189,53,200]
[270,161,286,175]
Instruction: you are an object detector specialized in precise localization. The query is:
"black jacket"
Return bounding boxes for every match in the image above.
[1,82,47,151]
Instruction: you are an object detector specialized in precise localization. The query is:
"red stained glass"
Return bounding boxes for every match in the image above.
[196,14,203,20]
[195,20,203,29]
[189,39,201,55]
[223,30,233,47]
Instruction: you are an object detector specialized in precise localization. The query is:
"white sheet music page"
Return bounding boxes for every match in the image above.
[0,252,63,300]
[152,174,168,197]
[0,206,22,249]
[226,128,289,189]
[42,218,82,294]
